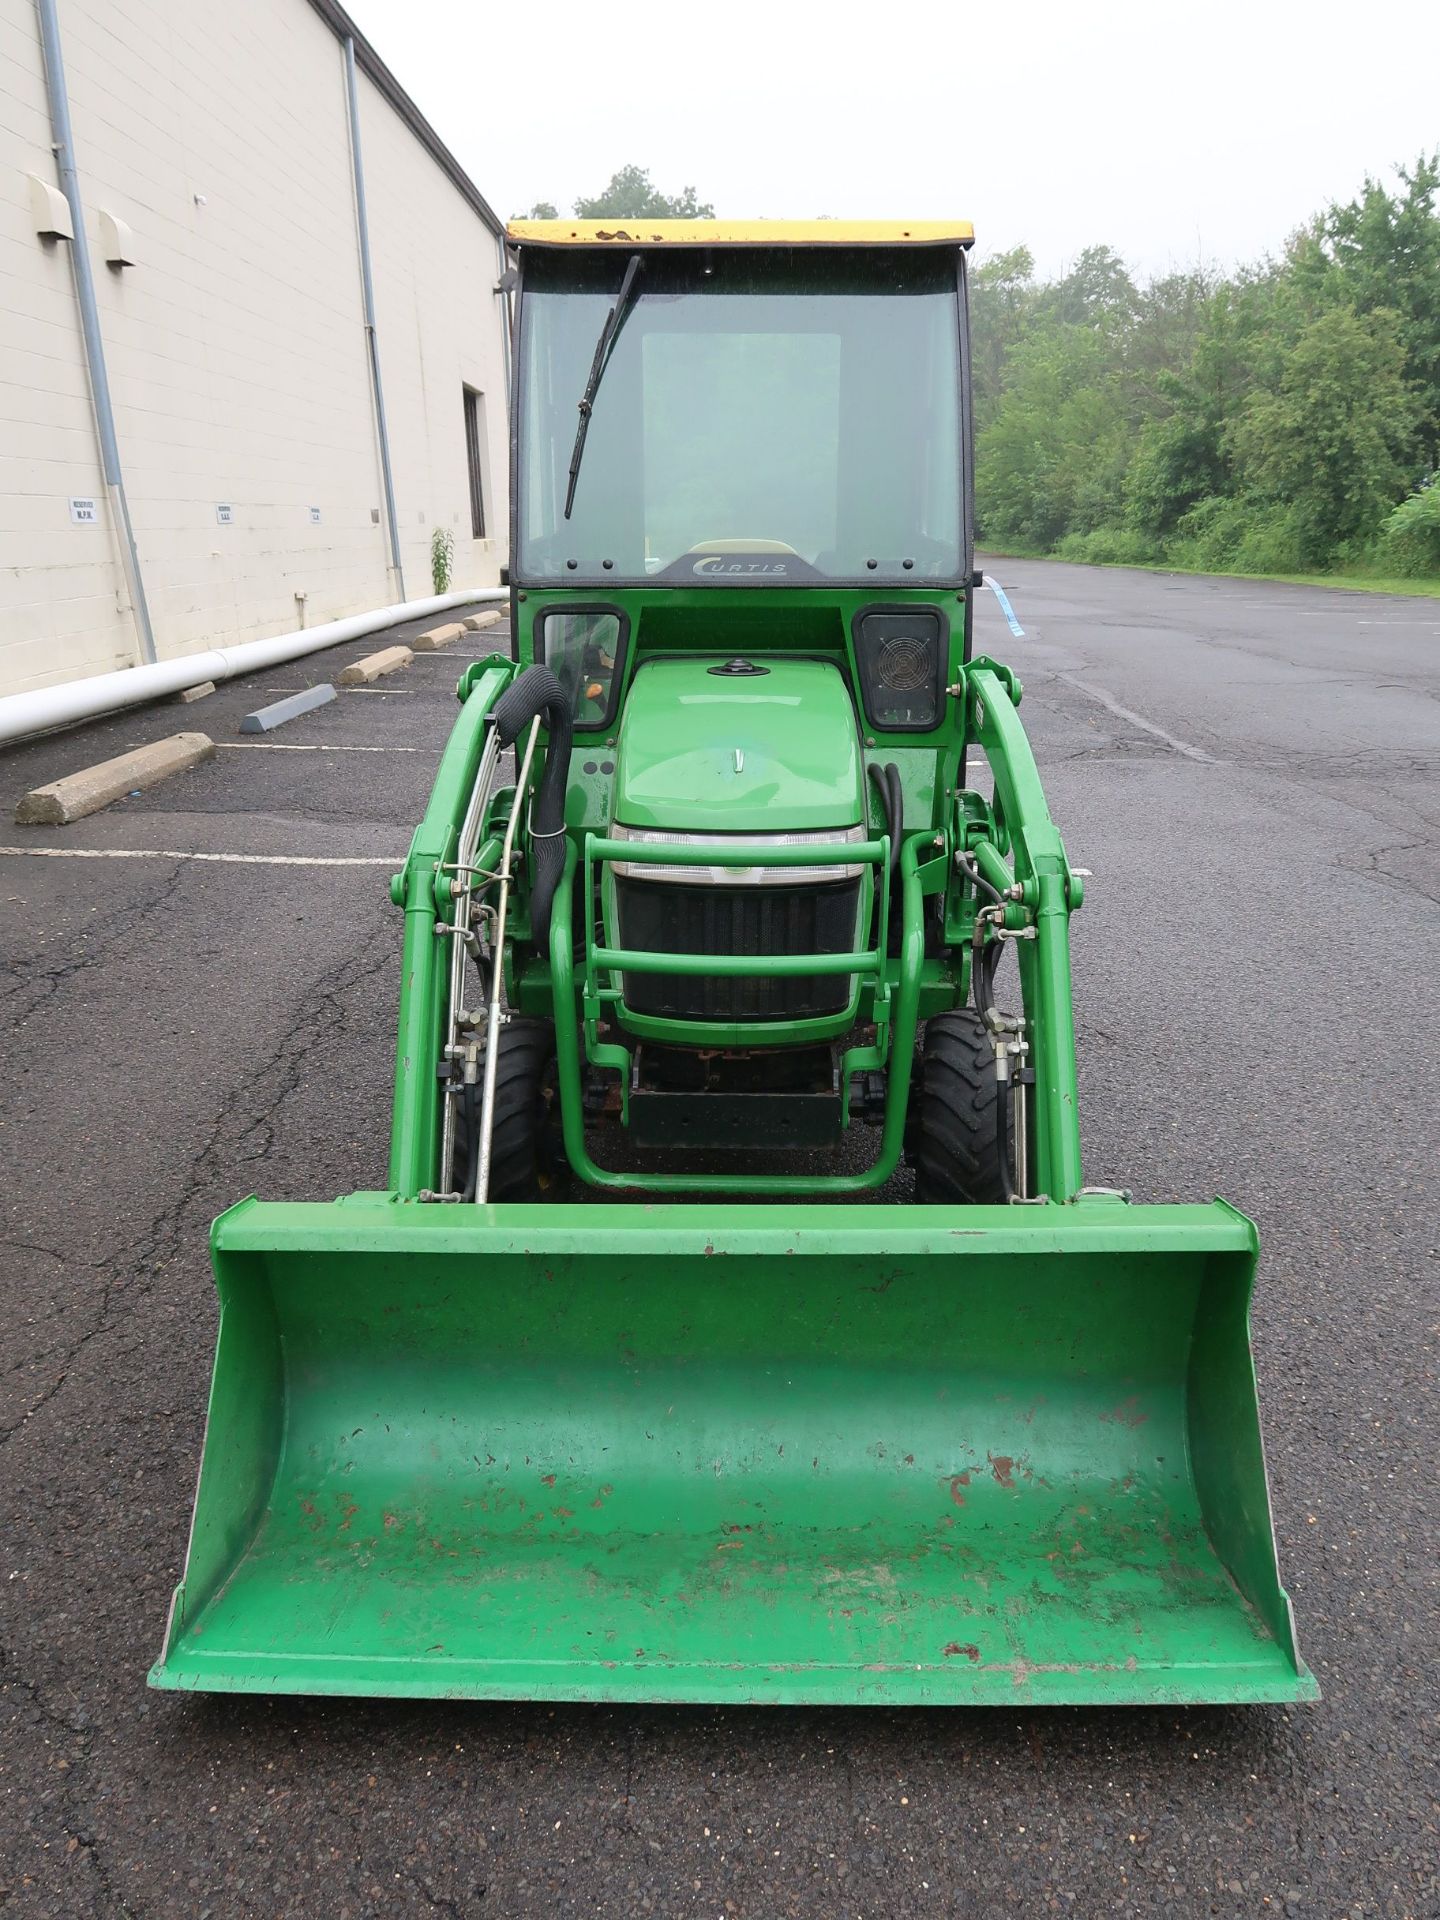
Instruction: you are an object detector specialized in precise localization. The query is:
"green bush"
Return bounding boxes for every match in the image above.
[1377,485,1440,575]
[1054,528,1163,566]
[1166,497,1309,575]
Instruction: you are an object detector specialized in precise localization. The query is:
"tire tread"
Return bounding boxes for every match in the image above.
[913,1010,1009,1206]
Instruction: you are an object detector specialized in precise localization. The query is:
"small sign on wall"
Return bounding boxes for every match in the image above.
[216,503,233,525]
[69,497,98,524]
[309,506,322,524]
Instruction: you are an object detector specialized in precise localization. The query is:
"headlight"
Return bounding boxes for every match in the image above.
[609,824,867,885]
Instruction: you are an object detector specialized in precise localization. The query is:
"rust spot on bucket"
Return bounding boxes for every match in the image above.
[541,1473,556,1487]
[947,1471,971,1505]
[989,1454,1016,1489]
[1101,1395,1149,1427]
[944,1642,981,1662]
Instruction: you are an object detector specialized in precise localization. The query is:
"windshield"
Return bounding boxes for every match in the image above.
[517,249,964,584]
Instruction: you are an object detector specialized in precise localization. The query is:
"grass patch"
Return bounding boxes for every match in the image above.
[979,547,1440,600]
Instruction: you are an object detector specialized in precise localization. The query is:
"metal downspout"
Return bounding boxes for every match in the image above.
[34,0,156,665]
[343,36,405,600]
[495,233,513,411]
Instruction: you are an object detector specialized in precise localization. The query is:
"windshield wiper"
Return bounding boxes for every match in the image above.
[564,253,644,520]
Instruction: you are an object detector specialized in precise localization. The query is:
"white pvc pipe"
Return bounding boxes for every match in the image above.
[0,588,506,747]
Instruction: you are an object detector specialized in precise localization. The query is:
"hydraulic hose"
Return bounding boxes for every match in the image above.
[995,1069,1015,1203]
[972,921,1001,1020]
[490,665,572,945]
[459,1080,480,1203]
[885,763,904,864]
[867,762,899,883]
[972,929,1017,1201]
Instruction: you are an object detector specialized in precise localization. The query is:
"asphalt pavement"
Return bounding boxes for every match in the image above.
[1,562,1436,1917]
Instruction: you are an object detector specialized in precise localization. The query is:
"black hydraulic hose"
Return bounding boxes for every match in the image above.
[995,1068,1015,1202]
[470,947,491,1009]
[971,933,1016,1200]
[965,857,1006,908]
[490,665,572,945]
[459,1079,480,1203]
[885,763,904,864]
[973,924,1001,1019]
[867,762,898,882]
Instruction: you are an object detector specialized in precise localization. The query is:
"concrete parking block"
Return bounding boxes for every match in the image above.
[338,645,413,685]
[461,610,504,634]
[239,683,337,732]
[15,731,215,825]
[169,680,216,704]
[412,622,467,650]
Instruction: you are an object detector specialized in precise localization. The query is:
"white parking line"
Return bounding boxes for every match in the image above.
[216,742,431,753]
[260,683,417,696]
[1059,675,1215,762]
[0,846,399,866]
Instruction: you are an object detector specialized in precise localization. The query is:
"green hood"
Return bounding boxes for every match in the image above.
[611,658,864,833]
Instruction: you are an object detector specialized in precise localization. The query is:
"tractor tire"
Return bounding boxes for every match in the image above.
[455,1017,567,1203]
[911,1009,1010,1206]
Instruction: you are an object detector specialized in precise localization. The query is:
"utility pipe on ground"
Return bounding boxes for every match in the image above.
[0,589,504,747]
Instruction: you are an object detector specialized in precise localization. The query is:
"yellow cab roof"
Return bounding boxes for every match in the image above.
[506,219,974,250]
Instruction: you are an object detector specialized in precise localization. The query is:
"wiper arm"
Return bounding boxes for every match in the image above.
[564,253,644,520]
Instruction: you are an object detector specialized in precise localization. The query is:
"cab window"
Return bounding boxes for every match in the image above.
[537,608,625,728]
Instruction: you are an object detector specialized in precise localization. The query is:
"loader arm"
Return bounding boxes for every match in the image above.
[386,655,516,1197]
[960,659,1085,1201]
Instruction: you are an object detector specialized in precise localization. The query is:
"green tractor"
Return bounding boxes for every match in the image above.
[151,221,1315,1707]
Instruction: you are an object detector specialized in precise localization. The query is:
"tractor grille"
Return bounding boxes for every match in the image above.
[614,877,862,1023]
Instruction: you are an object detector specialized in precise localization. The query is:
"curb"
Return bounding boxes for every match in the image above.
[240,684,337,733]
[338,645,413,686]
[15,732,216,826]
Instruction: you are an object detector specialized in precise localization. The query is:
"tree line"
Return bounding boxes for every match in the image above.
[972,157,1440,578]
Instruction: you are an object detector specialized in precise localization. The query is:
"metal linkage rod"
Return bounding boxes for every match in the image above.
[474,717,542,1204]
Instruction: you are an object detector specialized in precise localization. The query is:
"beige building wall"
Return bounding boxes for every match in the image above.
[0,0,509,700]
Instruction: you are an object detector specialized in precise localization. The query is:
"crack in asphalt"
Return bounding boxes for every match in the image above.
[0,1659,136,1919]
[0,904,395,1445]
[224,922,394,1174]
[1,860,190,1029]
[1334,838,1438,908]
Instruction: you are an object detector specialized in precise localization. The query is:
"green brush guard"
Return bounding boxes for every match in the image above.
[150,1196,1315,1706]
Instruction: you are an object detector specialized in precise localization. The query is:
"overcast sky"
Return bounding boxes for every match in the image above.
[344,0,1439,280]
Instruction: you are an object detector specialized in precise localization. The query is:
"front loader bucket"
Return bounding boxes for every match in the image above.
[151,1196,1315,1706]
